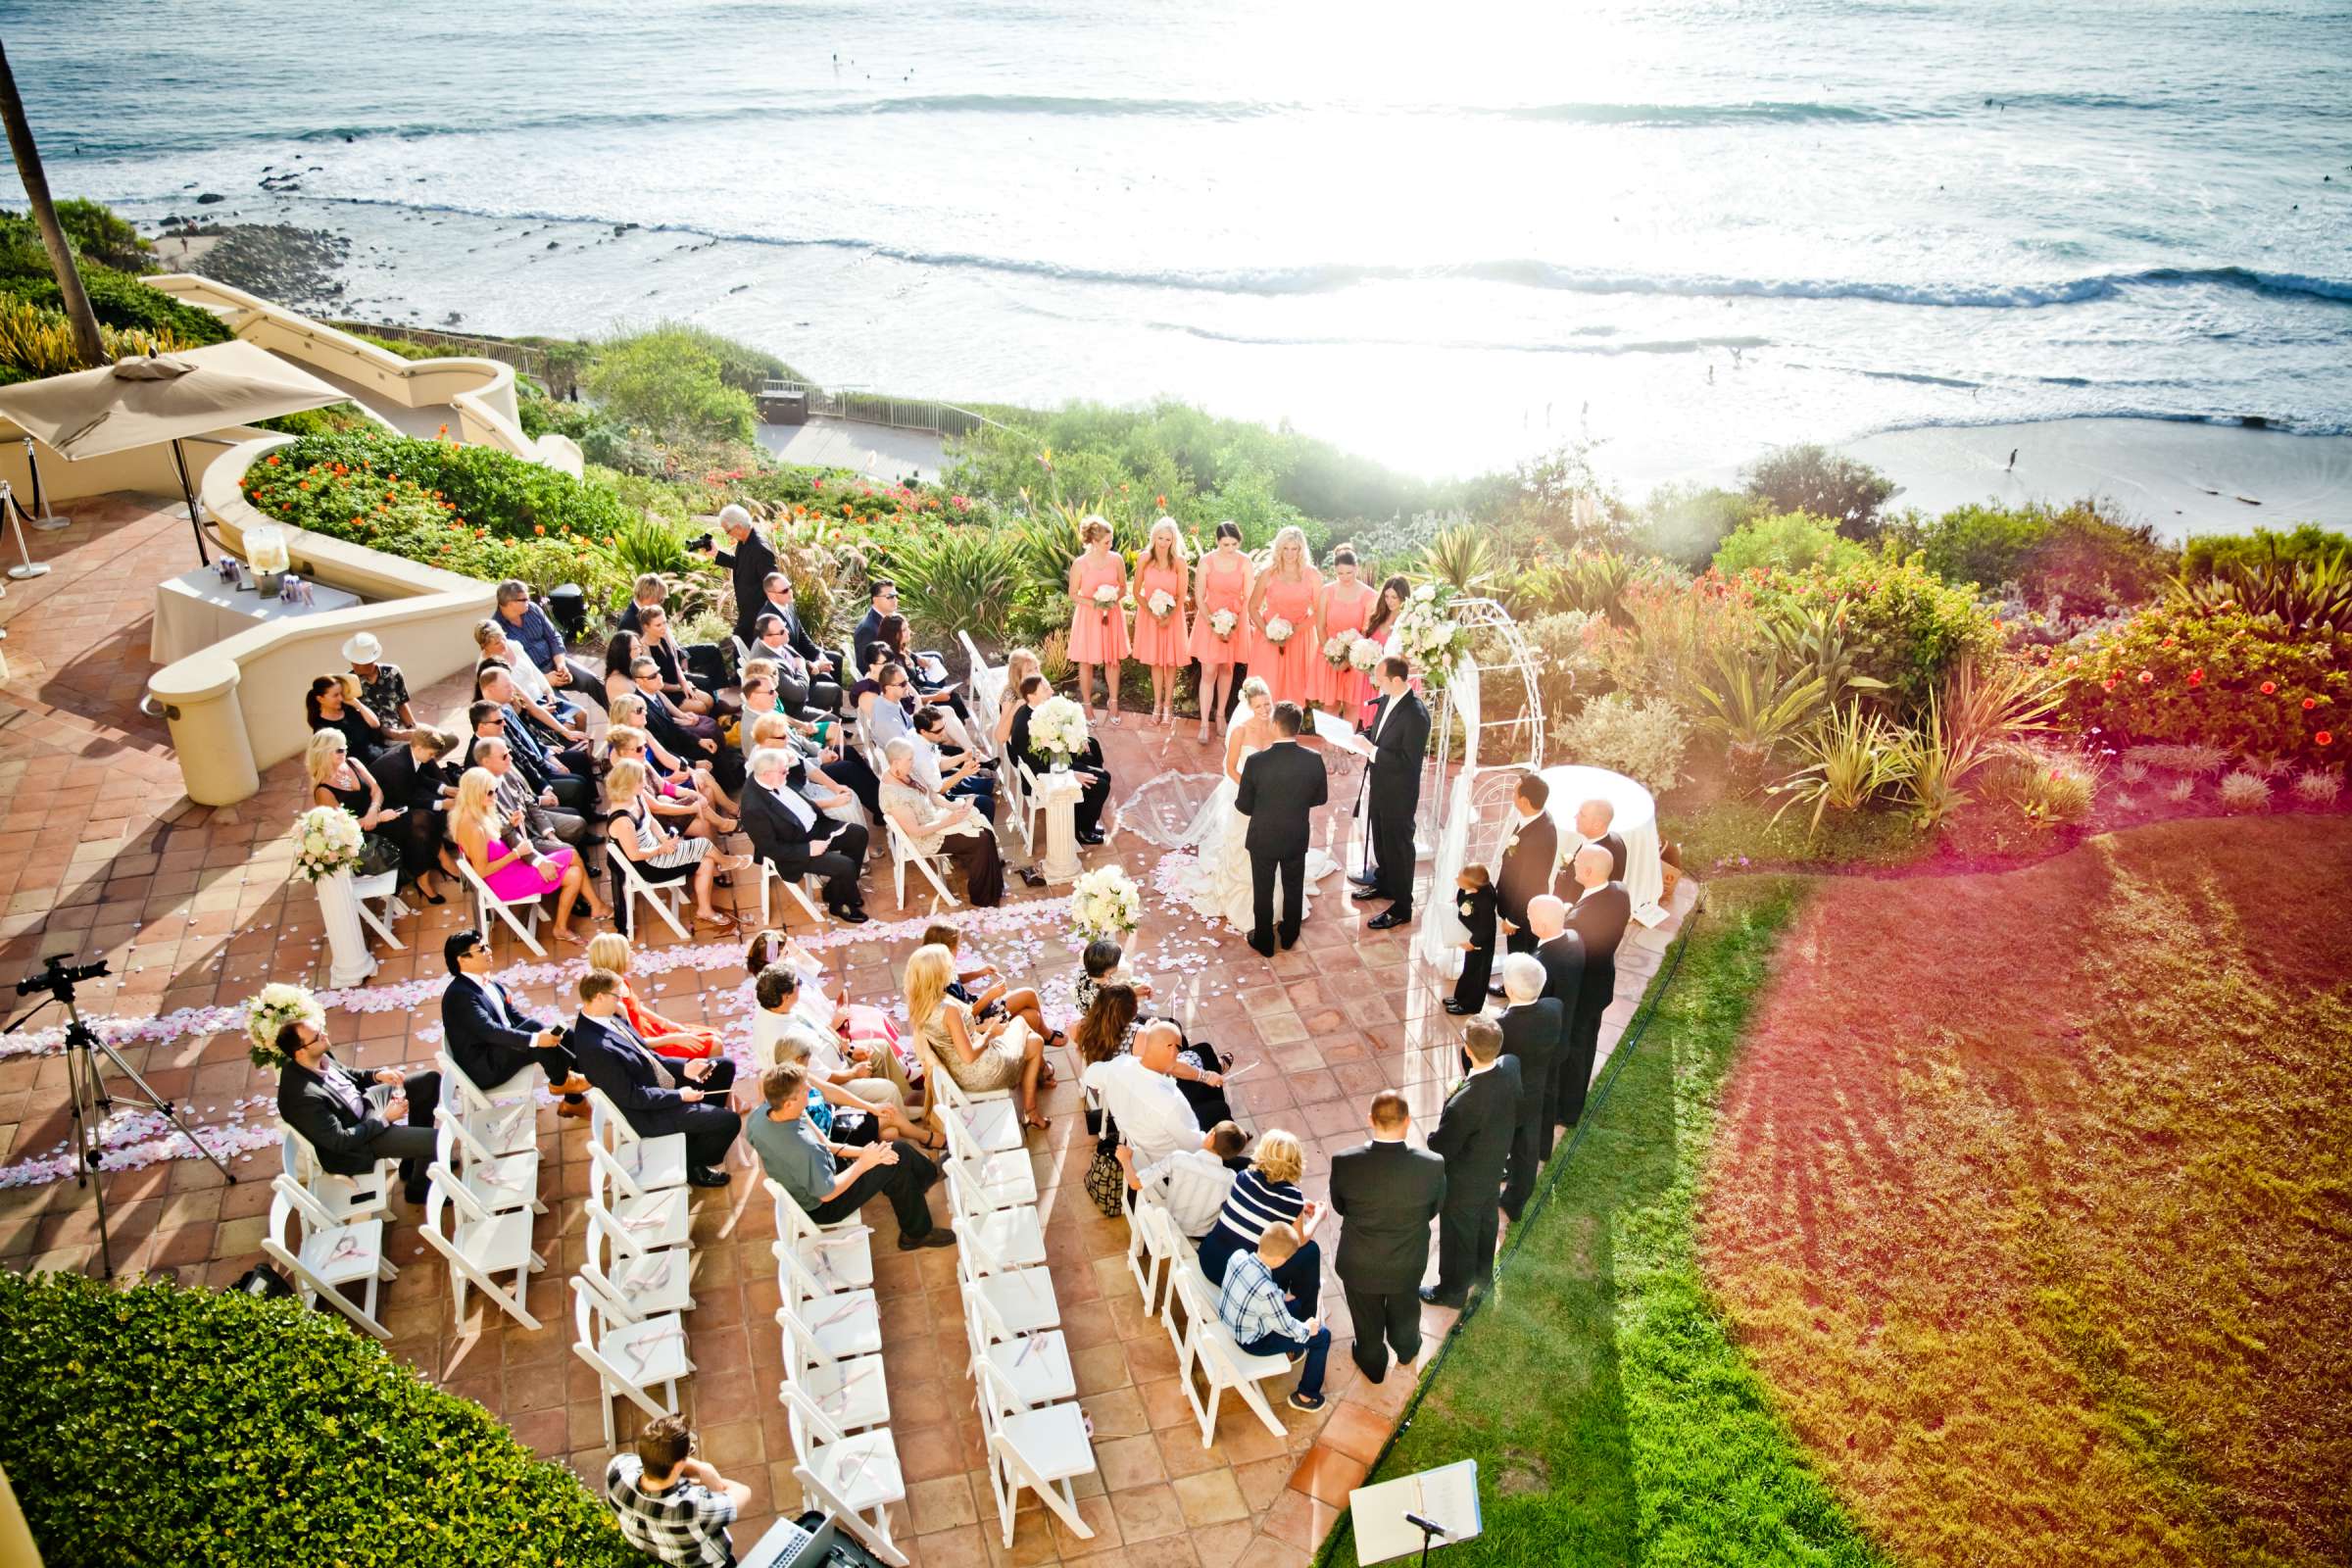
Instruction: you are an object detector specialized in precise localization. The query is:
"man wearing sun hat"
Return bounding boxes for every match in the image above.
[343,632,415,734]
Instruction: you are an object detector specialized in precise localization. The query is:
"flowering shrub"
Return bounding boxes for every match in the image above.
[1552,692,1692,793]
[2062,606,2346,765]
[290,806,363,882]
[1069,866,1142,942]
[1746,554,2001,718]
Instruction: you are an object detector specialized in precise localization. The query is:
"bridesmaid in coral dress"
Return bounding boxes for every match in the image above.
[1130,516,1192,728]
[1312,543,1379,718]
[1189,520,1255,742]
[1247,525,1324,712]
[1065,514,1130,724]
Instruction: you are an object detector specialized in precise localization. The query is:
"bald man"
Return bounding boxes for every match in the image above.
[1561,846,1632,1121]
[1528,894,1589,1131]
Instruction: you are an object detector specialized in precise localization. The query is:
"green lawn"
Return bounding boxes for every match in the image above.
[1318,879,1884,1567]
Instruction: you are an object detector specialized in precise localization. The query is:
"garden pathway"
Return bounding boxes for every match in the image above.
[0,490,1690,1565]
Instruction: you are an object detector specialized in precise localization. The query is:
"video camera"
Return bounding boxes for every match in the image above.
[16,953,111,997]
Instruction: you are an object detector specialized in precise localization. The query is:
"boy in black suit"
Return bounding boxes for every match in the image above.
[1446,863,1498,1015]
[1424,1019,1520,1307]
[1328,1091,1446,1383]
[1234,702,1328,956]
[570,969,740,1186]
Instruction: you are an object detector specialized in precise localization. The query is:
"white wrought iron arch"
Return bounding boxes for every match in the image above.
[1415,595,1549,965]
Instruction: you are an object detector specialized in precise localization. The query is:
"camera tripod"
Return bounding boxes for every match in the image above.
[8,954,236,1278]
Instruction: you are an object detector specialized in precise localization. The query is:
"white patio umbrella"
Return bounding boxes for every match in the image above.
[0,339,345,564]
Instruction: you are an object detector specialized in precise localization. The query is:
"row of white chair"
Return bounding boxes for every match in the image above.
[1126,1193,1296,1446]
[573,1085,702,1449]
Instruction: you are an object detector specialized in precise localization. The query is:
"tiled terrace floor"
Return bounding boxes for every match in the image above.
[0,494,1689,1566]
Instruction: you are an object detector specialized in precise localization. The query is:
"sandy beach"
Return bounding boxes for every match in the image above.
[1840,420,2352,542]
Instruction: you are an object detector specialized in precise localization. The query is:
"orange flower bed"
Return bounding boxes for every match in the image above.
[1700,815,2352,1567]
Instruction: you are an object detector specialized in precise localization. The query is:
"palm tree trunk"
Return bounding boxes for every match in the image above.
[0,40,106,368]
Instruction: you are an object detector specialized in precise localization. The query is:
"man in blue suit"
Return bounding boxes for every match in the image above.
[439,929,589,1119]
[571,969,741,1186]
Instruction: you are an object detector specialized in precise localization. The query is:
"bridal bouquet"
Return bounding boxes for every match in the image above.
[1391,584,1467,687]
[1209,608,1239,642]
[291,806,365,883]
[246,982,324,1068]
[1070,865,1141,942]
[1263,616,1296,647]
[1348,636,1385,673]
[1148,589,1177,620]
[1029,694,1091,766]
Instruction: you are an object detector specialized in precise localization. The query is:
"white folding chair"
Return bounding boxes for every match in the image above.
[776,1247,882,1360]
[884,811,960,910]
[942,1159,1045,1270]
[1139,1201,1200,1356]
[1125,1183,1178,1314]
[351,868,410,950]
[935,1099,1038,1209]
[583,1202,696,1317]
[961,1273,1076,1408]
[779,1385,909,1566]
[457,855,546,956]
[427,1114,543,1217]
[957,631,1003,759]
[767,1177,875,1291]
[777,1316,892,1436]
[1011,760,1046,856]
[973,1357,1098,1549]
[570,1275,692,1449]
[434,1049,543,1128]
[264,1176,397,1339]
[587,1145,693,1259]
[278,1126,392,1226]
[586,1088,689,1200]
[955,1229,1059,1336]
[927,1054,1022,1154]
[1168,1266,1294,1446]
[612,849,691,941]
[757,858,829,928]
[418,1177,545,1331]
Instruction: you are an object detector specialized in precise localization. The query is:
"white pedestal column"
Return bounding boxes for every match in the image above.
[316,868,379,988]
[1035,770,1085,884]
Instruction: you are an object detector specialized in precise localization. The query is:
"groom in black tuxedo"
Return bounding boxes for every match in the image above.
[1350,657,1432,931]
[1235,702,1328,957]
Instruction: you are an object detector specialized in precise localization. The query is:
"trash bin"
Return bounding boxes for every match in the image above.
[760,388,809,426]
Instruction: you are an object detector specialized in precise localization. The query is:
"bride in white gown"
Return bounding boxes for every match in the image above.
[1174,676,1338,931]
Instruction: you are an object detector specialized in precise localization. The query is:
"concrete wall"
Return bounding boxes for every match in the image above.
[147,434,497,805]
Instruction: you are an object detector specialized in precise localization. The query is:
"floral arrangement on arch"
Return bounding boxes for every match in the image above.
[246,983,324,1069]
[1029,695,1091,766]
[1069,866,1142,942]
[1391,583,1468,687]
[291,806,365,883]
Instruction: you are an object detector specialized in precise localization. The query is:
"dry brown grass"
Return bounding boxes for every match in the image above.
[1698,815,2352,1568]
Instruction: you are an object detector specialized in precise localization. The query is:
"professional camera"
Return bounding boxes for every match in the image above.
[687,530,715,554]
[16,953,110,997]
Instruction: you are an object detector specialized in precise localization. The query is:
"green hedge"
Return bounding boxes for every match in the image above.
[0,267,234,350]
[0,1272,638,1568]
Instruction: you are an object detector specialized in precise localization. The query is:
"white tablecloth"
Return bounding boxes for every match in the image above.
[153,568,361,664]
[1539,763,1664,918]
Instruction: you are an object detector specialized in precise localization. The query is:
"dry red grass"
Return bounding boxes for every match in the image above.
[1698,815,2352,1568]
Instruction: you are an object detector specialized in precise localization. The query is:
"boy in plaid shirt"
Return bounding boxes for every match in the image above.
[1214,1220,1332,1411]
[606,1415,751,1567]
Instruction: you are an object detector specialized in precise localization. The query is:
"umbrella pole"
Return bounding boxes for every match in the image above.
[171,438,210,566]
[3,481,52,579]
[23,437,68,530]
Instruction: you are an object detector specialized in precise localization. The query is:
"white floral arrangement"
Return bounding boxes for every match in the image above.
[1348,636,1385,672]
[1391,583,1467,687]
[1092,583,1120,612]
[1069,865,1141,942]
[291,805,365,883]
[246,982,324,1067]
[1029,694,1091,764]
[1263,616,1296,647]
[1209,608,1239,641]
[1321,633,1353,669]
[1149,589,1177,620]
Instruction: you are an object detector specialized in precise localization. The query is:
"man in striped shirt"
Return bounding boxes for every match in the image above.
[1214,1221,1332,1412]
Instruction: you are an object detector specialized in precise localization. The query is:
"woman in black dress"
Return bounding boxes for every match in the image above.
[305,674,388,764]
[305,730,405,878]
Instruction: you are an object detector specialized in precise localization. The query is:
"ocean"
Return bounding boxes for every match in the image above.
[2,0,2348,488]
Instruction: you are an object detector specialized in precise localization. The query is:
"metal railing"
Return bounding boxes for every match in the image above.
[758,380,1021,440]
[328,321,569,396]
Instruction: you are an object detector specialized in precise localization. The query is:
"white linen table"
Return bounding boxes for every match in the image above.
[153,568,360,664]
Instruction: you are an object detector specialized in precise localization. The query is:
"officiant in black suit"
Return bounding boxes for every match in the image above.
[1494,771,1559,967]
[1235,702,1328,957]
[1348,657,1431,931]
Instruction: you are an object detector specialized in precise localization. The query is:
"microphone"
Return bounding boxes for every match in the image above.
[1404,1513,1448,1538]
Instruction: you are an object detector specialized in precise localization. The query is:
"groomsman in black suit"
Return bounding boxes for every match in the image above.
[741,746,871,923]
[1555,797,1629,896]
[570,970,740,1186]
[1494,954,1566,1219]
[1527,894,1591,1133]
[1328,1092,1446,1384]
[1493,772,1559,975]
[439,928,590,1117]
[1008,675,1112,844]
[1349,657,1431,931]
[1235,703,1329,957]
[1562,844,1634,1111]
[1424,1019,1520,1308]
[852,579,900,675]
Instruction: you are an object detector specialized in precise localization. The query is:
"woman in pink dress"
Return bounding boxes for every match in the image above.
[1311,543,1380,718]
[1130,516,1192,728]
[1064,515,1131,725]
[449,765,592,945]
[1189,520,1255,742]
[1247,525,1323,712]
